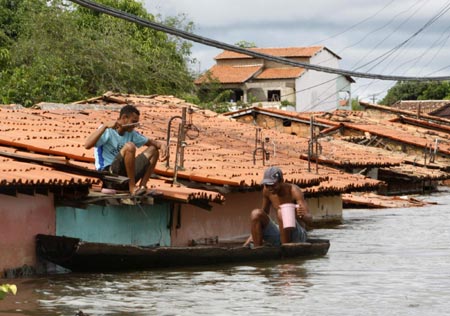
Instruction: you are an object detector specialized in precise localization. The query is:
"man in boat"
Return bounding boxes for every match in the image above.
[84,104,168,195]
[244,166,312,247]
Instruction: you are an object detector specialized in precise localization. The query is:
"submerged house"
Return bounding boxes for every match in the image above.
[391,100,450,119]
[224,104,450,195]
[0,93,382,275]
[195,46,354,112]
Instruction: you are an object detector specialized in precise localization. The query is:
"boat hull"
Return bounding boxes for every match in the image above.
[36,234,330,272]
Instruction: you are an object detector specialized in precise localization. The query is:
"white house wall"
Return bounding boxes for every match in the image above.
[336,76,352,110]
[246,79,296,104]
[295,50,341,112]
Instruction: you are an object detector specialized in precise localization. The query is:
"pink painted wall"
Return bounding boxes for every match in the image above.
[170,191,341,246]
[171,191,264,246]
[0,193,55,273]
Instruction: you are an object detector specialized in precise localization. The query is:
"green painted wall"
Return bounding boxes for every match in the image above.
[56,204,170,247]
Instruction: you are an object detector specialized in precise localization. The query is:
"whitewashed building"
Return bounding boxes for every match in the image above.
[195,46,354,112]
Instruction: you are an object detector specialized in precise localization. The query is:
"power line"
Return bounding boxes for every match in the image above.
[416,24,450,75]
[350,0,426,70]
[354,0,450,72]
[351,1,450,99]
[68,0,450,82]
[309,0,396,46]
[281,76,340,98]
[314,0,424,72]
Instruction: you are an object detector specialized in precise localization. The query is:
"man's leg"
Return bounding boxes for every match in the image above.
[290,222,308,243]
[277,208,293,244]
[250,209,270,247]
[137,145,159,188]
[120,142,137,194]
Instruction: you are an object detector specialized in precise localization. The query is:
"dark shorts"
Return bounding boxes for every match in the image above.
[105,152,150,189]
[263,219,307,246]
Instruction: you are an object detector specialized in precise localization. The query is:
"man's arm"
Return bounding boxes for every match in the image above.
[261,188,272,215]
[84,120,117,149]
[291,185,313,224]
[145,139,168,162]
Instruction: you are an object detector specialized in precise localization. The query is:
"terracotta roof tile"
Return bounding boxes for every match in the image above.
[392,100,450,114]
[215,46,325,60]
[195,65,262,84]
[223,106,450,183]
[0,147,98,187]
[0,93,384,200]
[255,67,305,80]
[360,101,450,126]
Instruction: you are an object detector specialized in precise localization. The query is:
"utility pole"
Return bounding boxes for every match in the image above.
[371,94,377,104]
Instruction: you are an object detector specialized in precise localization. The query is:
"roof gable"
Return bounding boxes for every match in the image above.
[215,46,340,60]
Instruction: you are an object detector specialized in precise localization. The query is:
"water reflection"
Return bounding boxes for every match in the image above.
[32,261,314,315]
[2,190,450,316]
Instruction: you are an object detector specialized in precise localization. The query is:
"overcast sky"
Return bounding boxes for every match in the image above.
[144,0,450,103]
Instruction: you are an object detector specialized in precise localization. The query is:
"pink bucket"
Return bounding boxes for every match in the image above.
[279,203,297,229]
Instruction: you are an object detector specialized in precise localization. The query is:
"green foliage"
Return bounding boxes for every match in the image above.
[198,88,233,113]
[234,40,257,48]
[0,0,195,106]
[246,93,258,104]
[0,284,17,300]
[196,72,223,103]
[195,72,255,113]
[280,100,294,107]
[380,81,450,105]
[351,97,363,110]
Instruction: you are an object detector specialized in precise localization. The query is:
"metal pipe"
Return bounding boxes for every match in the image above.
[253,147,267,166]
[173,123,183,185]
[179,107,187,169]
[308,116,314,172]
[165,115,182,168]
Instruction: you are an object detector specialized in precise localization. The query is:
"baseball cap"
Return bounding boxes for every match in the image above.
[261,166,283,185]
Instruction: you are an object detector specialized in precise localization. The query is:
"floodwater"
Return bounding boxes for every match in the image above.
[2,188,450,316]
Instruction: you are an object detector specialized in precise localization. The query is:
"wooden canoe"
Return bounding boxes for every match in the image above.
[36,234,330,272]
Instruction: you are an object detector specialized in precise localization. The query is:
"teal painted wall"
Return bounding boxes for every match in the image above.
[56,203,170,247]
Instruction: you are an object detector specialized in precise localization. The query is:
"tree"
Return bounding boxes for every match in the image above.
[0,0,195,106]
[234,40,257,48]
[351,97,363,110]
[380,81,450,105]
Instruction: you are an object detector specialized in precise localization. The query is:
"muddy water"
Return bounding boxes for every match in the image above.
[2,189,450,316]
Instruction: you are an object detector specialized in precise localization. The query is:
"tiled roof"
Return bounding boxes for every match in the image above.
[381,164,449,181]
[194,65,262,84]
[0,93,382,200]
[391,100,450,114]
[253,106,450,157]
[255,67,305,80]
[225,107,404,168]
[215,46,325,60]
[224,106,450,180]
[0,146,97,188]
[430,104,450,118]
[360,101,450,126]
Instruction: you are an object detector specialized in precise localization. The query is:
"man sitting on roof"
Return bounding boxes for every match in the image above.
[84,104,167,196]
[244,166,312,247]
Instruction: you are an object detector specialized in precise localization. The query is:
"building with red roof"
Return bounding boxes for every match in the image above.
[195,46,354,112]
